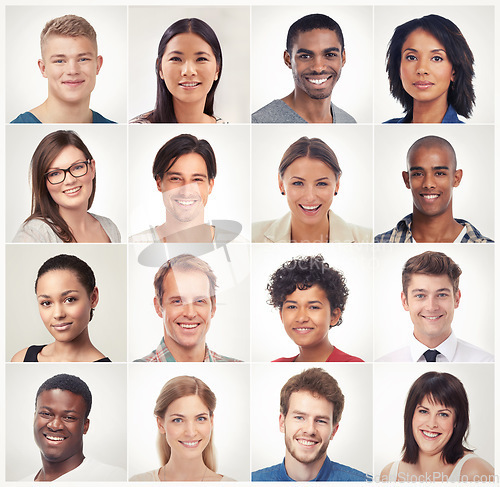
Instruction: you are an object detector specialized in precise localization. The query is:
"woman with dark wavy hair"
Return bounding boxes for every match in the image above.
[380,372,493,482]
[130,18,224,124]
[384,14,475,123]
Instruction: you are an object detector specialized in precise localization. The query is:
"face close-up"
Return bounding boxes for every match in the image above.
[45,145,95,212]
[280,157,339,228]
[400,28,454,107]
[154,268,215,351]
[39,35,102,104]
[403,145,462,218]
[159,32,219,106]
[157,153,214,223]
[280,390,337,465]
[36,269,98,343]
[157,394,213,460]
[402,273,460,348]
[286,28,345,100]
[34,389,89,464]
[412,395,455,457]
[280,284,339,349]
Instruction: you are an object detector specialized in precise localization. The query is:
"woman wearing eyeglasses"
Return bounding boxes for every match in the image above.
[13,130,120,243]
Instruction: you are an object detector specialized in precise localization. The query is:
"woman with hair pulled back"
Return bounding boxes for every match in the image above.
[380,372,494,482]
[130,18,224,124]
[11,254,110,362]
[13,130,120,243]
[130,376,234,482]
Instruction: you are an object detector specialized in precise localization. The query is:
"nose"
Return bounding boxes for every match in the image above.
[296,307,310,323]
[416,58,429,75]
[425,295,440,312]
[53,302,66,319]
[425,413,438,429]
[422,173,436,189]
[301,417,317,435]
[181,60,197,77]
[47,416,63,431]
[311,56,326,73]
[66,58,80,74]
[184,420,196,437]
[183,302,196,319]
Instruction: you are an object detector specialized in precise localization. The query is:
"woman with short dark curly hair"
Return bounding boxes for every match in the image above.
[266,254,363,362]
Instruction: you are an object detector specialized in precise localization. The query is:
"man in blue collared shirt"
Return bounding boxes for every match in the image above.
[375,135,493,243]
[252,368,371,482]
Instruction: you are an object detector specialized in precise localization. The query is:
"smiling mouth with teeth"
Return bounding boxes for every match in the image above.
[178,323,200,329]
[63,186,81,195]
[44,434,65,441]
[300,204,321,211]
[175,199,198,206]
[179,440,202,447]
[421,194,439,200]
[297,438,318,446]
[421,430,440,439]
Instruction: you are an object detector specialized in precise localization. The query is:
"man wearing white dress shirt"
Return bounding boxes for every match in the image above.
[378,251,493,362]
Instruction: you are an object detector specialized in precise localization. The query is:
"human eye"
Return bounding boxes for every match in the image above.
[298,53,311,60]
[172,417,182,423]
[197,416,208,422]
[316,181,329,187]
[410,171,423,177]
[72,162,86,171]
[437,292,449,298]
[415,293,425,299]
[435,171,447,176]
[64,296,77,304]
[196,56,209,62]
[39,410,51,417]
[438,412,449,418]
[417,408,428,414]
[47,169,62,178]
[294,415,304,421]
[325,52,338,58]
[431,55,444,62]
[285,304,297,310]
[316,419,328,424]
[169,56,182,62]
[39,300,52,307]
[405,54,417,61]
[291,181,303,186]
[64,415,77,421]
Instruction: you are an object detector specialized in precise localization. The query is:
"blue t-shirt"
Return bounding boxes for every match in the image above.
[10,110,115,124]
[252,456,372,482]
[383,104,464,124]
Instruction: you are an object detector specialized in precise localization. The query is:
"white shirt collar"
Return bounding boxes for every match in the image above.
[410,331,457,362]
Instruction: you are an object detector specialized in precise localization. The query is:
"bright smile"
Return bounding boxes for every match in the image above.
[421,315,443,321]
[299,204,321,215]
[296,438,319,447]
[63,186,82,195]
[293,327,314,334]
[179,82,201,89]
[420,193,440,200]
[177,323,200,330]
[175,199,198,207]
[179,440,202,448]
[421,430,441,439]
[44,433,66,442]
[306,75,332,86]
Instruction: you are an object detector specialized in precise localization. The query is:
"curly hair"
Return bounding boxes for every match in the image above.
[267,255,348,327]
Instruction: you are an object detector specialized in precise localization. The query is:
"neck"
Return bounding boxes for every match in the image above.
[173,98,213,123]
[284,451,326,482]
[58,207,92,242]
[290,214,329,243]
[38,453,85,482]
[33,97,93,123]
[411,100,449,124]
[161,455,208,481]
[49,329,102,362]
[163,336,206,362]
[282,90,332,123]
[414,330,451,350]
[157,216,214,243]
[296,339,333,362]
[411,207,462,243]
[414,451,449,475]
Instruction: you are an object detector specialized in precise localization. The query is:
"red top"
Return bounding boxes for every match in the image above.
[272,347,364,362]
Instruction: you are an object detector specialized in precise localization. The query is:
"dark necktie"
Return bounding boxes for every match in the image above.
[423,349,440,362]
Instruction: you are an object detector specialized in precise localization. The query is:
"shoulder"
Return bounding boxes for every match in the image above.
[331,103,356,123]
[129,111,153,124]
[252,214,291,243]
[383,117,404,124]
[272,356,297,362]
[11,347,29,362]
[455,338,494,362]
[330,348,364,362]
[252,100,303,123]
[376,346,411,362]
[129,469,158,481]
[456,219,494,243]
[379,462,395,482]
[220,475,236,481]
[252,463,282,481]
[13,219,60,243]
[10,112,40,123]
[330,212,372,242]
[252,219,276,242]
[214,116,228,124]
[459,454,494,481]
[91,213,121,242]
[72,458,126,481]
[129,227,158,243]
[91,110,116,124]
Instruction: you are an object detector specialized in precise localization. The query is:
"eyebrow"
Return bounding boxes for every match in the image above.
[168,412,209,417]
[284,299,324,305]
[403,47,447,54]
[410,287,451,294]
[290,409,331,421]
[38,406,80,414]
[37,289,80,299]
[409,165,450,171]
[166,50,212,56]
[289,176,331,182]
[296,47,340,55]
[50,51,93,59]
[165,171,208,178]
[417,404,452,412]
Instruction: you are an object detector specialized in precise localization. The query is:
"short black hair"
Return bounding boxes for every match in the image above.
[286,13,344,53]
[386,14,475,118]
[36,374,92,419]
[267,255,348,327]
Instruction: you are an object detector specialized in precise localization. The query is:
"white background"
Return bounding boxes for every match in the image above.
[128,6,250,123]
[5,244,127,362]
[251,363,373,476]
[373,363,495,477]
[5,6,127,123]
[251,124,373,231]
[373,244,494,360]
[5,363,127,481]
[251,244,373,362]
[374,124,495,240]
[128,243,250,362]
[251,6,373,123]
[374,6,494,124]
[127,363,250,481]
[128,124,251,242]
[5,124,128,242]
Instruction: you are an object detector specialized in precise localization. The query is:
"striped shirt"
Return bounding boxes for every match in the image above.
[374,214,493,243]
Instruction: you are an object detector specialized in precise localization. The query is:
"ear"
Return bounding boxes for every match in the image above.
[454,289,461,309]
[401,291,410,311]
[38,59,48,78]
[214,67,220,81]
[156,415,166,434]
[330,308,341,328]
[208,178,214,195]
[154,296,164,319]
[89,159,96,180]
[90,287,99,308]
[334,176,340,195]
[279,413,285,433]
[329,422,340,441]
[278,177,285,196]
[453,169,463,188]
[210,297,217,318]
[156,175,163,192]
[83,418,90,435]
[451,70,455,82]
[96,55,103,75]
[341,49,346,67]
[402,171,410,189]
[283,50,292,69]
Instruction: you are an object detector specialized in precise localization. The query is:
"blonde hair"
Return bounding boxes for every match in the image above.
[154,376,217,470]
[40,14,97,53]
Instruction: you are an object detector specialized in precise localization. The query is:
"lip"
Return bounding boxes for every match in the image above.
[299,204,321,216]
[179,440,202,448]
[420,429,441,440]
[420,193,440,200]
[413,81,434,89]
[174,198,199,207]
[305,75,332,86]
[51,322,72,331]
[177,322,201,330]
[178,81,202,89]
[43,433,67,443]
[292,327,314,334]
[296,437,319,448]
[62,186,82,196]
[62,80,84,87]
[421,315,444,321]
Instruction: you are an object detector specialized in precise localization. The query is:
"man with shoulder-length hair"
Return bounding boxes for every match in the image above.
[252,368,371,481]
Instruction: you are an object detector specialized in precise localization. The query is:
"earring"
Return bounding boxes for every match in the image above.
[334,192,338,196]
[281,191,285,195]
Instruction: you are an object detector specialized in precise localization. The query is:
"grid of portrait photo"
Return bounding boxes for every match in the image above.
[2,2,498,485]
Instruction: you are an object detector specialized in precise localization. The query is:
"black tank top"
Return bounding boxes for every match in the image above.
[23,345,111,362]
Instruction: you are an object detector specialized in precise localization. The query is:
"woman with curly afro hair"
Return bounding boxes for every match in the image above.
[267,254,363,362]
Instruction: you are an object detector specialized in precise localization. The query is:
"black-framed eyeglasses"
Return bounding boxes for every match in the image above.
[45,160,91,185]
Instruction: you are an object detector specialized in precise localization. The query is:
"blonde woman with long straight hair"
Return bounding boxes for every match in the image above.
[130,376,234,481]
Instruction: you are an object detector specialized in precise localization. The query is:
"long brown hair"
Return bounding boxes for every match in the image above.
[154,376,217,470]
[26,130,96,242]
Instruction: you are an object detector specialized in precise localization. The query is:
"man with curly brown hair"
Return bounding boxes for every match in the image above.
[267,254,363,362]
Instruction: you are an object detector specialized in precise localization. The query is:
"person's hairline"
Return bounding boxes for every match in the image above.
[41,33,98,58]
[284,388,336,423]
[159,266,216,302]
[402,272,457,298]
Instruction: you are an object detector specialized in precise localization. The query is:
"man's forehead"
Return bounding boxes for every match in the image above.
[289,390,334,416]
[36,388,86,410]
[42,34,97,54]
[407,273,454,290]
[163,268,211,296]
[291,28,342,50]
[407,144,455,169]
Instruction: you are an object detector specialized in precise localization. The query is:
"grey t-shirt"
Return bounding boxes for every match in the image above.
[252,99,356,123]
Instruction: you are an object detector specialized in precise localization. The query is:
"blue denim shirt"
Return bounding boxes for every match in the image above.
[252,456,372,482]
[383,105,464,124]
